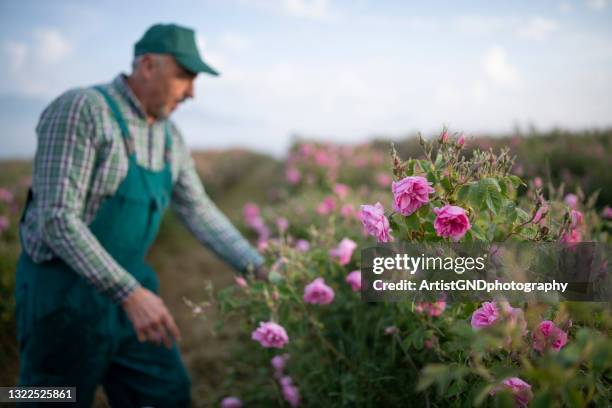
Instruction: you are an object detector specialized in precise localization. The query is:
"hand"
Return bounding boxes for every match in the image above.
[121,287,181,348]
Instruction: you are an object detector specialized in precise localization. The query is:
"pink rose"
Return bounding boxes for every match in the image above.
[234,276,248,288]
[243,202,260,225]
[340,204,355,219]
[392,176,435,216]
[316,196,336,215]
[500,302,528,336]
[569,210,583,229]
[561,229,581,243]
[440,131,449,143]
[257,239,269,252]
[0,188,13,204]
[295,239,310,252]
[564,193,578,209]
[329,238,357,266]
[286,167,301,185]
[271,354,290,377]
[253,221,270,242]
[333,183,350,199]
[314,150,333,167]
[346,270,361,292]
[433,205,471,240]
[457,133,466,147]
[221,396,243,408]
[471,302,499,329]
[376,173,391,188]
[279,376,293,388]
[532,203,549,224]
[428,300,446,317]
[304,278,335,305]
[533,177,543,189]
[490,377,533,408]
[532,320,568,352]
[0,216,9,234]
[602,206,612,219]
[359,202,393,243]
[276,217,289,234]
[384,326,398,335]
[414,300,446,317]
[251,321,289,349]
[280,377,300,407]
[299,143,314,157]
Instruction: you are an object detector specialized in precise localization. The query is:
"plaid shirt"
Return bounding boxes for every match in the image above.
[20,74,263,303]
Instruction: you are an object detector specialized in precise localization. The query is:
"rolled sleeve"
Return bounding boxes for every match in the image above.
[170,135,263,275]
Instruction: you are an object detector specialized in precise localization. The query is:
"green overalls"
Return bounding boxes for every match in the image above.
[15,86,191,407]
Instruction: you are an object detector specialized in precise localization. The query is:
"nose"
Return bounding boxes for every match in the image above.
[185,81,195,100]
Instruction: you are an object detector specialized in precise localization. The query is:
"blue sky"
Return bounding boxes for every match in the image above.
[1,0,611,158]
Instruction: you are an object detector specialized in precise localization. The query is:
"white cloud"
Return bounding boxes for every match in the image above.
[586,0,609,10]
[454,15,507,35]
[195,34,209,54]
[218,33,251,52]
[559,1,573,13]
[470,81,488,102]
[32,28,72,65]
[0,28,74,98]
[282,0,330,20]
[2,40,28,72]
[481,46,522,89]
[238,0,333,21]
[517,17,558,41]
[434,83,461,105]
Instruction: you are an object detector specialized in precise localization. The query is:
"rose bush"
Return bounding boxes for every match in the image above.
[208,131,611,407]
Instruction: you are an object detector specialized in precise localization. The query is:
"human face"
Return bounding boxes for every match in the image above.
[144,54,197,120]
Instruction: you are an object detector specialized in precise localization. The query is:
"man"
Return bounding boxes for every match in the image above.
[15,23,265,407]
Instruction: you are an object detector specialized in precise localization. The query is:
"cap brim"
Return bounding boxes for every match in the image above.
[175,54,220,76]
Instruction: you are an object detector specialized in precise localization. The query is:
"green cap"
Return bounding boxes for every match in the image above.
[134,23,219,76]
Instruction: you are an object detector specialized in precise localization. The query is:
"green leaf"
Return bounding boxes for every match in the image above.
[434,151,444,169]
[471,224,486,241]
[469,178,503,214]
[441,176,453,193]
[473,383,495,406]
[508,175,526,188]
[501,201,518,223]
[416,364,449,392]
[407,159,416,176]
[486,222,497,241]
[388,217,400,231]
[404,212,420,231]
[446,379,464,398]
[420,159,432,173]
[531,391,553,408]
[457,184,472,204]
[417,205,430,218]
[516,207,530,221]
[268,271,285,284]
[412,328,424,350]
[427,169,436,184]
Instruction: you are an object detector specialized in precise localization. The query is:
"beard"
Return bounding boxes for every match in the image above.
[151,102,171,120]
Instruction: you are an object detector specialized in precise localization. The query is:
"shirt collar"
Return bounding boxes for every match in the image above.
[111,74,148,120]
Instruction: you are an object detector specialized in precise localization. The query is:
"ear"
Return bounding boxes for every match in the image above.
[139,54,157,79]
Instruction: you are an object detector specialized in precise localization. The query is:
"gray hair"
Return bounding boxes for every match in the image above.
[131,54,166,72]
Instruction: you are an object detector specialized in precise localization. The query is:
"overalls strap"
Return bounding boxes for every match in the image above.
[163,122,173,164]
[94,85,172,164]
[94,85,135,157]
